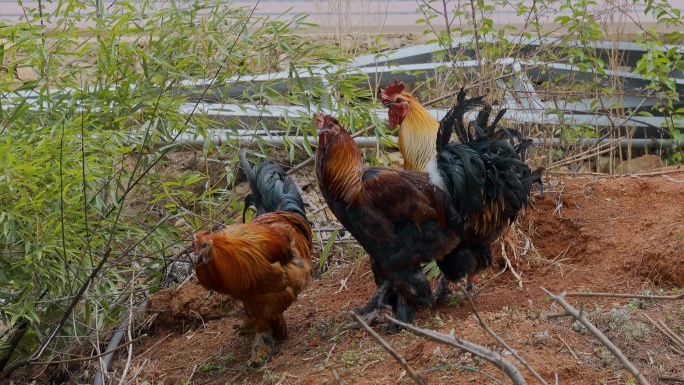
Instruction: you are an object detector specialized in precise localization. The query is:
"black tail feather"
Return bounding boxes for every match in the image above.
[438,91,487,150]
[239,149,307,221]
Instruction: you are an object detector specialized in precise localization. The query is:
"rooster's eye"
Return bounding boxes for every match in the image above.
[396,97,403,103]
[328,124,333,129]
[202,242,207,248]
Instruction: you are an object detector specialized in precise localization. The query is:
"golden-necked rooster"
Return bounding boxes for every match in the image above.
[315,110,492,330]
[381,78,542,302]
[191,150,312,365]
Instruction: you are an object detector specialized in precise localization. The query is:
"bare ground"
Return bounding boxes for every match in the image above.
[106,167,684,385]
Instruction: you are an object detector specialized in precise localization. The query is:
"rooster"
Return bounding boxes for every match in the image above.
[381,78,542,302]
[191,150,312,365]
[315,110,492,330]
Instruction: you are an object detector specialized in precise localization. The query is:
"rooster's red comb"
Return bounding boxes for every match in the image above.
[316,113,327,129]
[316,113,341,129]
[381,77,406,104]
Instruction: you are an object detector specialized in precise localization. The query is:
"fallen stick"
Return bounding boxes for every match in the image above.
[348,312,426,385]
[642,314,684,351]
[384,315,527,385]
[460,287,547,384]
[564,292,684,300]
[541,287,650,385]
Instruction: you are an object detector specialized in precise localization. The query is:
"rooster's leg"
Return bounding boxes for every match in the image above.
[434,275,455,305]
[465,275,480,298]
[249,332,275,367]
[349,280,392,327]
[383,294,412,334]
[354,280,391,315]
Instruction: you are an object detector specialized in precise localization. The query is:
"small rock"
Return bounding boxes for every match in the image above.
[16,67,38,81]
[616,154,663,174]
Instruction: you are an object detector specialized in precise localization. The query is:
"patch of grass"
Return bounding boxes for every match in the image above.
[448,296,461,307]
[338,349,360,368]
[260,369,282,384]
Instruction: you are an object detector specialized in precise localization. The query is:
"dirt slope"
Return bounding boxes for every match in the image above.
[110,168,684,385]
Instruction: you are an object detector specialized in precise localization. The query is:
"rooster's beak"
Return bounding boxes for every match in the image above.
[382,102,393,109]
[190,251,201,264]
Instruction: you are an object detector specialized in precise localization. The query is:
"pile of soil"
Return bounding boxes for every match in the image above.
[108,168,684,384]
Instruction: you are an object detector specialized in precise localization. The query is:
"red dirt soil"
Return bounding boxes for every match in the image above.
[109,168,684,385]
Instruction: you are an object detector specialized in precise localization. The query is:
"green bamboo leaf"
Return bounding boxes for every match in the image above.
[319,229,339,270]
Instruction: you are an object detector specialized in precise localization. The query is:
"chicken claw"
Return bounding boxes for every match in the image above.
[434,275,455,305]
[354,280,391,316]
[248,333,275,367]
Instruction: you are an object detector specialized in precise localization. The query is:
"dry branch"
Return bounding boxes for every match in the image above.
[642,314,684,351]
[31,335,147,366]
[541,287,650,385]
[348,312,427,385]
[332,369,343,385]
[384,315,527,385]
[460,287,547,385]
[564,292,684,300]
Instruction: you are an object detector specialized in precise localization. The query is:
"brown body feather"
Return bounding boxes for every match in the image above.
[193,212,312,340]
[315,113,462,328]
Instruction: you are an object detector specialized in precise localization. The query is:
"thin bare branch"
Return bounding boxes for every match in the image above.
[564,292,684,300]
[347,312,427,385]
[642,314,684,351]
[384,315,527,385]
[557,335,579,361]
[541,287,650,385]
[460,287,548,385]
[332,369,343,385]
[31,335,147,366]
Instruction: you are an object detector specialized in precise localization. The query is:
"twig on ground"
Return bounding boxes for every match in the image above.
[541,287,650,385]
[657,376,684,383]
[658,319,684,348]
[131,334,172,362]
[546,311,574,320]
[31,335,147,365]
[361,359,381,372]
[460,286,547,385]
[332,369,343,385]
[324,343,337,366]
[384,315,527,385]
[556,335,579,361]
[275,372,298,385]
[642,314,684,351]
[501,242,523,288]
[399,365,504,385]
[631,168,684,177]
[547,138,621,170]
[348,312,427,385]
[564,292,684,300]
[116,296,135,385]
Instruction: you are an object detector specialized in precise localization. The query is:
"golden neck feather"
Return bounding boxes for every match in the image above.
[317,130,364,203]
[398,93,439,171]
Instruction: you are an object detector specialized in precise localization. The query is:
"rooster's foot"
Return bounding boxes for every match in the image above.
[381,322,402,334]
[434,275,455,305]
[248,333,275,367]
[464,278,481,299]
[354,280,391,316]
[343,306,392,330]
